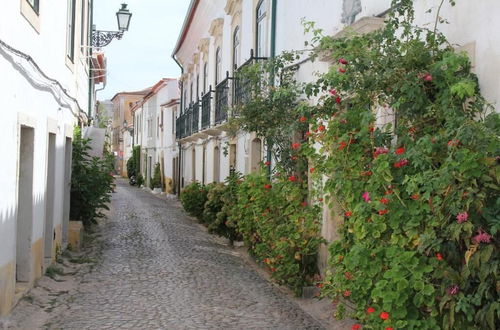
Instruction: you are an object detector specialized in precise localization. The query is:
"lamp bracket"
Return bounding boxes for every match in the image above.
[92,30,124,48]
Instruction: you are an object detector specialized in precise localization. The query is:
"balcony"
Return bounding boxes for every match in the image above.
[191,101,199,134]
[201,90,212,130]
[233,50,267,116]
[215,77,229,125]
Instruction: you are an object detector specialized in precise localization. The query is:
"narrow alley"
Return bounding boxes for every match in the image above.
[30,179,323,329]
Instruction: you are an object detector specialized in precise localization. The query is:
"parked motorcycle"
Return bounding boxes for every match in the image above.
[129,175,137,186]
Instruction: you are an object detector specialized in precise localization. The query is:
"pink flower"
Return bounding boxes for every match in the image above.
[373,147,389,158]
[456,212,468,224]
[393,159,408,168]
[362,191,370,202]
[423,74,433,82]
[329,89,337,95]
[447,285,459,296]
[473,230,492,244]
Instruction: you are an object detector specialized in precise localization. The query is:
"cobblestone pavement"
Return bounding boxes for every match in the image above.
[48,179,324,329]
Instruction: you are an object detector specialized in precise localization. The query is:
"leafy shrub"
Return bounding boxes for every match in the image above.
[203,173,242,242]
[229,170,323,294]
[136,173,144,187]
[151,162,162,189]
[180,182,208,220]
[302,1,500,328]
[70,127,114,229]
[126,146,140,179]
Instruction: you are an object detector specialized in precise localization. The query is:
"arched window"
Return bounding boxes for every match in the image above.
[215,47,222,85]
[203,62,208,94]
[233,26,240,70]
[256,0,268,57]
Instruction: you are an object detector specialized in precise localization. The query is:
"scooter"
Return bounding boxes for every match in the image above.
[129,175,137,186]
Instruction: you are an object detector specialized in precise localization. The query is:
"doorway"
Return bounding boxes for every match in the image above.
[16,126,35,283]
[44,133,56,264]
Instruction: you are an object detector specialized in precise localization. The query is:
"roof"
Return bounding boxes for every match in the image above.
[160,98,180,108]
[172,0,200,60]
[130,78,177,113]
[110,87,152,102]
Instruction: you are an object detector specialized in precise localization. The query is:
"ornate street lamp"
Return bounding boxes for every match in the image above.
[92,3,132,48]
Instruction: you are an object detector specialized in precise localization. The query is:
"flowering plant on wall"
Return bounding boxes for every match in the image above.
[299,0,499,328]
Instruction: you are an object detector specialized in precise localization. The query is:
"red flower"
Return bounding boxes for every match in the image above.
[369,126,375,132]
[318,198,323,202]
[448,139,460,147]
[344,272,353,280]
[336,96,341,104]
[393,159,408,168]
[360,171,372,176]
[318,125,325,132]
[380,311,390,320]
[378,209,389,215]
[329,89,337,95]
[338,58,348,65]
[380,198,389,205]
[338,67,346,73]
[436,253,443,261]
[386,328,394,330]
[373,147,389,158]
[343,290,351,297]
[352,324,362,330]
[265,161,271,166]
[338,141,347,150]
[309,167,315,173]
[288,175,297,182]
[423,73,433,82]
[366,307,375,314]
[292,142,301,150]
[410,194,419,200]
[291,156,298,161]
[264,184,272,189]
[299,116,307,122]
[345,211,352,217]
[384,190,393,195]
[395,147,405,155]
[305,131,312,137]
[316,282,324,288]
[301,201,308,207]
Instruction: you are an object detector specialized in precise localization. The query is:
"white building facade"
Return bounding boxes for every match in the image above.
[172,0,500,273]
[132,79,179,189]
[0,0,92,316]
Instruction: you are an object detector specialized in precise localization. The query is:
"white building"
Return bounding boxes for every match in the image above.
[0,0,92,316]
[132,79,179,189]
[172,0,500,273]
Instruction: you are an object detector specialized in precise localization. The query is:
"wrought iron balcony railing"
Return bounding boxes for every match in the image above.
[201,89,213,130]
[215,76,229,125]
[175,116,181,139]
[191,100,199,133]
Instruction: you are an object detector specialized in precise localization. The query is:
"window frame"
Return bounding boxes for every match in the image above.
[215,47,222,85]
[26,0,39,14]
[232,26,240,71]
[255,0,267,57]
[66,0,77,61]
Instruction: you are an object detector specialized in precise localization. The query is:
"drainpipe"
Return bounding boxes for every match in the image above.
[87,0,94,122]
[172,54,183,196]
[267,0,277,176]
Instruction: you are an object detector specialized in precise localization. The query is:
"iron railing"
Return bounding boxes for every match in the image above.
[201,89,213,130]
[191,100,199,133]
[175,117,181,139]
[215,76,229,124]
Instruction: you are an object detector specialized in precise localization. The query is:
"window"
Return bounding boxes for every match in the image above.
[196,74,200,100]
[203,62,208,94]
[233,26,240,71]
[256,0,268,57]
[66,0,77,61]
[80,0,87,54]
[215,47,222,85]
[183,90,187,111]
[190,82,193,103]
[26,0,39,14]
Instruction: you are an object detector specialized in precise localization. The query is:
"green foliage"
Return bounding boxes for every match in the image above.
[180,182,208,220]
[136,173,144,187]
[70,126,115,229]
[228,170,324,294]
[203,173,242,242]
[126,146,141,179]
[151,162,162,189]
[300,1,499,328]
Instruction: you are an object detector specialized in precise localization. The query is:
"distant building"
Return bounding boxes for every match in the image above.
[110,89,151,177]
[131,79,179,189]
[0,0,92,316]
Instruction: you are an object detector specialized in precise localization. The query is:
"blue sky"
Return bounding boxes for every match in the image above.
[93,0,190,100]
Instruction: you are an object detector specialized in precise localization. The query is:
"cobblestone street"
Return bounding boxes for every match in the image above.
[20,179,325,329]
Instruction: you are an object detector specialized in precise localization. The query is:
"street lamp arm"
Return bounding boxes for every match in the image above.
[92,30,124,48]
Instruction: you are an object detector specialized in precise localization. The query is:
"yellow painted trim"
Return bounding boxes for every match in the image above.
[0,260,15,317]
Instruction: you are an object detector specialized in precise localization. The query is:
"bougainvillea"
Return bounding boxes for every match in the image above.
[299,0,499,329]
